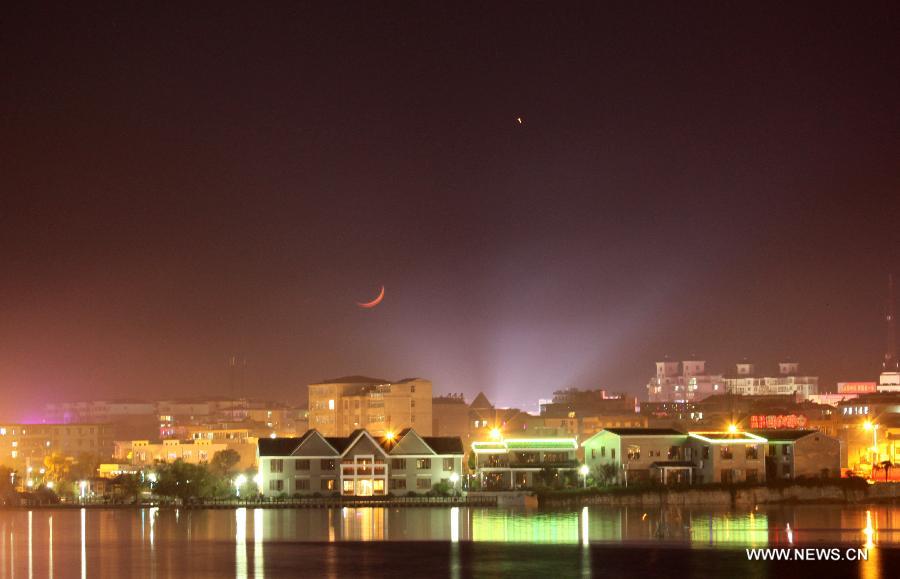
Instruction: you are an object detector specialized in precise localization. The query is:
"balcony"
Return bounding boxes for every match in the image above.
[508,460,579,469]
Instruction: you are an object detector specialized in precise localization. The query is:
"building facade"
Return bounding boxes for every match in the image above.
[582,428,691,485]
[723,362,819,400]
[470,437,579,490]
[647,360,725,403]
[257,428,463,497]
[308,376,433,436]
[0,423,113,471]
[750,429,841,479]
[686,431,768,483]
[114,438,258,470]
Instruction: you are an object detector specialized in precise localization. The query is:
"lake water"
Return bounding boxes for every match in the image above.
[1,504,898,577]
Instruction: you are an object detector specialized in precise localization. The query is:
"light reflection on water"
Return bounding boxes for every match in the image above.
[0,504,896,577]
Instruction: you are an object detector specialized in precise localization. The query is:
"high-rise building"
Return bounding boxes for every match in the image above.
[646,359,724,403]
[879,274,900,392]
[723,361,818,400]
[307,376,433,436]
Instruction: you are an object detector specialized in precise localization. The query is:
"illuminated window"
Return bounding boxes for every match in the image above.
[416,458,431,469]
[342,480,354,494]
[373,479,384,494]
[321,478,335,491]
[328,400,335,411]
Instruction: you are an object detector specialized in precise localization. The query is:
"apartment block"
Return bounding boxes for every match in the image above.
[308,376,433,436]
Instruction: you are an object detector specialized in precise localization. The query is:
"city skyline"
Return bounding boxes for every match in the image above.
[2,3,899,420]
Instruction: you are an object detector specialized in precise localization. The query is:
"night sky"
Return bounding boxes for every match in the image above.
[2,3,898,420]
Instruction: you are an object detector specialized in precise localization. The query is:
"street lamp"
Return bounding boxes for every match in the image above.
[79,480,88,500]
[235,474,247,497]
[727,424,738,434]
[449,472,460,494]
[863,420,879,476]
[489,428,502,441]
[579,464,590,488]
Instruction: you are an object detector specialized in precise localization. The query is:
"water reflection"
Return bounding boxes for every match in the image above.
[253,508,264,579]
[0,504,896,577]
[47,515,52,579]
[235,507,247,579]
[80,508,86,579]
[27,511,32,579]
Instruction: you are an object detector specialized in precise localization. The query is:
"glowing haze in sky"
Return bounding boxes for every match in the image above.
[1,4,898,419]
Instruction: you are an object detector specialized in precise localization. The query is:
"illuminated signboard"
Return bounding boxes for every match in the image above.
[837,382,877,394]
[749,414,808,429]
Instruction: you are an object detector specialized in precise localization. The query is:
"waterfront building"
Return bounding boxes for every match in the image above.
[307,376,433,437]
[686,431,767,484]
[749,429,841,479]
[470,436,579,490]
[582,428,691,485]
[257,428,463,497]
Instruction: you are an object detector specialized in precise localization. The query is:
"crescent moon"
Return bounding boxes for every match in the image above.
[357,286,385,309]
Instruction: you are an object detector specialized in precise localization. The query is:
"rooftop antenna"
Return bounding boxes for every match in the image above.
[885,274,898,371]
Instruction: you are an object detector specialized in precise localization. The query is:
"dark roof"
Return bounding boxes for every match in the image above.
[324,429,369,453]
[318,376,389,384]
[258,437,303,456]
[260,428,464,456]
[379,428,463,454]
[604,428,685,436]
[749,429,821,442]
[470,392,493,409]
[422,437,464,454]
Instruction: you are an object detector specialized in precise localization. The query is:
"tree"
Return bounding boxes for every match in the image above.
[69,453,101,482]
[0,466,17,504]
[43,453,72,483]
[112,473,145,504]
[593,463,619,486]
[210,449,241,475]
[154,460,230,501]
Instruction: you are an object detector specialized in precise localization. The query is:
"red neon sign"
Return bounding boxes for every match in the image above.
[749,414,808,429]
